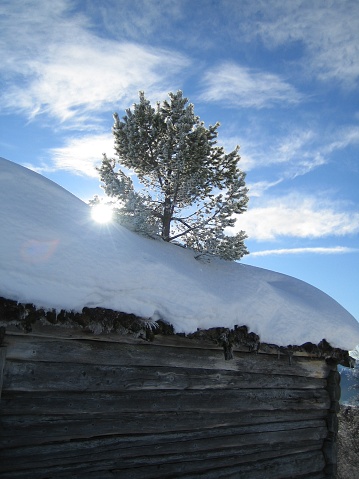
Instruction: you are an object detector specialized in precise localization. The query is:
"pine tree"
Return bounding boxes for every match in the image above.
[96,90,249,261]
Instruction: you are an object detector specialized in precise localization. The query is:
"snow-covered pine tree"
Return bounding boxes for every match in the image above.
[96,90,249,260]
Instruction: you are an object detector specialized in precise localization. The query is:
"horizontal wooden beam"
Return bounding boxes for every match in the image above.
[4,334,332,378]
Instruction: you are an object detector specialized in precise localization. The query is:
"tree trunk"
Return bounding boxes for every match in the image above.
[162,197,172,241]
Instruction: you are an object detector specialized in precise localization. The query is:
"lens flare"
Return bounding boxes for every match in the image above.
[21,239,59,263]
[91,204,113,224]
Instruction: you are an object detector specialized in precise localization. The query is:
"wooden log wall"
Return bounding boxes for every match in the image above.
[0,327,338,479]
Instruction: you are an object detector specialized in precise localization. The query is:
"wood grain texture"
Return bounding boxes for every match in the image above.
[4,332,332,376]
[0,328,339,478]
[0,347,6,398]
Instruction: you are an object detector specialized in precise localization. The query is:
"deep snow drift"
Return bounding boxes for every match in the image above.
[1,157,359,350]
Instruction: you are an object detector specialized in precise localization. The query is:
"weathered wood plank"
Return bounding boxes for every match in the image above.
[1,436,327,472]
[0,390,330,422]
[0,400,329,450]
[1,407,328,447]
[2,359,327,392]
[3,328,334,360]
[113,449,325,479]
[101,448,326,479]
[0,422,324,463]
[1,390,329,419]
[0,385,330,418]
[78,470,327,479]
[0,346,6,398]
[0,444,325,479]
[4,334,332,377]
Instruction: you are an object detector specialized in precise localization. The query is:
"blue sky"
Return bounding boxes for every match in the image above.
[1,0,358,323]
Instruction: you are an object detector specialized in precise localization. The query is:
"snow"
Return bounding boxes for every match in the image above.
[1,156,359,350]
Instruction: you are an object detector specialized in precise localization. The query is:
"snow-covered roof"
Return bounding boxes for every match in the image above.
[1,157,359,350]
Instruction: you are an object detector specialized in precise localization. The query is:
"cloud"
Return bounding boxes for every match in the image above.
[200,62,303,108]
[19,42,187,123]
[0,0,85,74]
[0,0,190,125]
[233,123,359,197]
[238,0,359,88]
[251,246,359,257]
[323,126,359,154]
[48,134,115,177]
[226,128,325,194]
[23,133,114,177]
[247,180,284,198]
[272,131,327,178]
[87,0,185,41]
[235,194,359,240]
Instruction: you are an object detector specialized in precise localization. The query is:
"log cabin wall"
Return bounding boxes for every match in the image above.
[0,324,340,479]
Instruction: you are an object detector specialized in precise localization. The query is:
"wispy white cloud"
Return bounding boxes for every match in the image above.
[200,62,303,108]
[323,126,359,154]
[251,246,359,257]
[0,0,86,75]
[237,0,359,88]
[232,124,359,197]
[272,131,327,179]
[0,0,190,126]
[223,128,326,193]
[6,41,188,124]
[247,180,284,198]
[87,0,185,41]
[235,193,359,240]
[22,133,114,177]
[48,134,115,177]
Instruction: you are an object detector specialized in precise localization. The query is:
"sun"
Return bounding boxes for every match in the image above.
[91,204,114,224]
